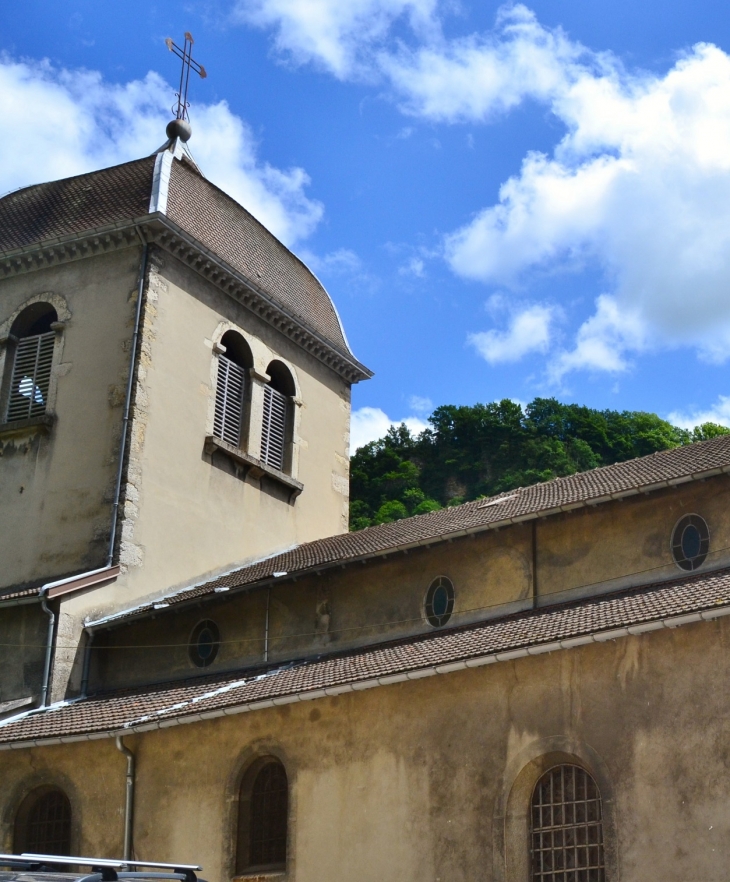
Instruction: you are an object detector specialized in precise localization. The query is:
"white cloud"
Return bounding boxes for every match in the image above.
[399,256,426,277]
[548,295,646,381]
[380,5,583,121]
[233,0,440,78]
[668,395,730,430]
[443,39,730,364]
[350,406,429,451]
[0,57,322,246]
[231,0,730,371]
[469,303,555,364]
[408,395,432,413]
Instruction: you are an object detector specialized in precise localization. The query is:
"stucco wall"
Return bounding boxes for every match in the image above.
[67,247,353,622]
[2,617,729,881]
[0,249,141,588]
[91,475,730,693]
[0,603,46,706]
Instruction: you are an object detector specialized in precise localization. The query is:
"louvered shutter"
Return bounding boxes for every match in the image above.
[6,332,55,422]
[213,355,245,446]
[261,385,288,471]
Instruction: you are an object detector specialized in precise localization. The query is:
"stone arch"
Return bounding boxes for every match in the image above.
[2,769,82,856]
[493,736,620,882]
[224,741,296,880]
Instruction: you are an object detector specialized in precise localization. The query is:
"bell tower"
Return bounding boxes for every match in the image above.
[0,66,371,708]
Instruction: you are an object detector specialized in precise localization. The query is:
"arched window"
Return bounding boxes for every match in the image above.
[530,765,604,882]
[261,361,295,472]
[236,758,288,873]
[3,303,58,423]
[14,786,72,856]
[214,331,253,447]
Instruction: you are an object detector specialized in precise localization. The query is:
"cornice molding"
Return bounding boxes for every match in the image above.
[145,220,372,384]
[0,227,141,278]
[0,218,371,385]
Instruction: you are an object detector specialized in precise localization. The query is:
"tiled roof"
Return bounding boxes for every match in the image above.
[94,433,730,625]
[3,565,730,748]
[0,586,41,604]
[165,161,349,359]
[0,158,156,251]
[0,155,358,362]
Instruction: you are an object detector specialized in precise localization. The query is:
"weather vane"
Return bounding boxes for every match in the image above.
[164,32,207,142]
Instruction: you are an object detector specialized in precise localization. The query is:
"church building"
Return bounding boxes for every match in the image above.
[1,115,730,882]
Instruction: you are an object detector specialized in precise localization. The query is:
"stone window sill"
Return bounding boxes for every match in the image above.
[204,435,303,500]
[232,874,285,881]
[0,414,54,440]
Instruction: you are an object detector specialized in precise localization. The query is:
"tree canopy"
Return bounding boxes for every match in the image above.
[349,398,729,530]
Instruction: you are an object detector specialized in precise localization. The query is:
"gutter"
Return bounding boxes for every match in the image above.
[38,566,121,708]
[86,463,730,630]
[7,599,730,751]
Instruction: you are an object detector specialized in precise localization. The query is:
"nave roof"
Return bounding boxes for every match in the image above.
[3,562,730,749]
[91,432,730,627]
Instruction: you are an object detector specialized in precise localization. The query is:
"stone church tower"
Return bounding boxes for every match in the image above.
[0,135,370,710]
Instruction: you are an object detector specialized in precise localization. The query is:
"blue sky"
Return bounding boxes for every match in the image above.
[3,0,730,448]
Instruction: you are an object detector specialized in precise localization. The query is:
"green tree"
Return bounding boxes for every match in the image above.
[348,398,730,530]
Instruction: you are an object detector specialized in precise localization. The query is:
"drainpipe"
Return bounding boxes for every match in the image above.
[264,587,271,662]
[115,735,135,862]
[108,240,148,567]
[37,566,119,707]
[39,595,55,708]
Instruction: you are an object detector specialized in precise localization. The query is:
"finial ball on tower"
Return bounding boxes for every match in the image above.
[166,119,193,142]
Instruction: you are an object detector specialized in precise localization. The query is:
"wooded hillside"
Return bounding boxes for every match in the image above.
[349,398,728,530]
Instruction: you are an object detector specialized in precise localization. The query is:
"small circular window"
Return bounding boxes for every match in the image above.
[671,514,710,571]
[189,620,220,667]
[425,576,455,628]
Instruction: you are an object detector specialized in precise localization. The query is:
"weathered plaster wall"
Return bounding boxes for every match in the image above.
[68,248,353,622]
[2,618,729,882]
[0,603,46,706]
[92,476,730,693]
[536,474,730,603]
[0,249,141,588]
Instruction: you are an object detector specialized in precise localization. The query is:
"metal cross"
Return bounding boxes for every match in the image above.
[165,32,207,121]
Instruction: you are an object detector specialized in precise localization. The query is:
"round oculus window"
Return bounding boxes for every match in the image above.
[671,514,710,571]
[425,576,455,628]
[189,619,220,667]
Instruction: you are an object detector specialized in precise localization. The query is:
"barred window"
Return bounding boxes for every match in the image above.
[213,331,252,448]
[531,765,605,882]
[4,303,58,424]
[14,786,72,856]
[261,361,295,472]
[250,761,288,867]
[237,757,288,873]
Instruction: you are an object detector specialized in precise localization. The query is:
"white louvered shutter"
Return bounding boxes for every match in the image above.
[261,385,288,471]
[6,332,55,422]
[213,355,245,446]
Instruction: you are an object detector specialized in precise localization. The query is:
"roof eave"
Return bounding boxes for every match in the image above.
[88,460,730,629]
[0,217,372,385]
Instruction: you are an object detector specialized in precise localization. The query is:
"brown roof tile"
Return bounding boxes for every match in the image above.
[96,433,730,624]
[165,161,350,356]
[0,158,155,251]
[0,155,359,362]
[3,565,730,747]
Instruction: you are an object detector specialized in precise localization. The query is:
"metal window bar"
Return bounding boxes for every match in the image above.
[249,763,288,867]
[213,355,245,447]
[260,385,287,471]
[25,790,72,857]
[531,765,605,882]
[6,332,55,422]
